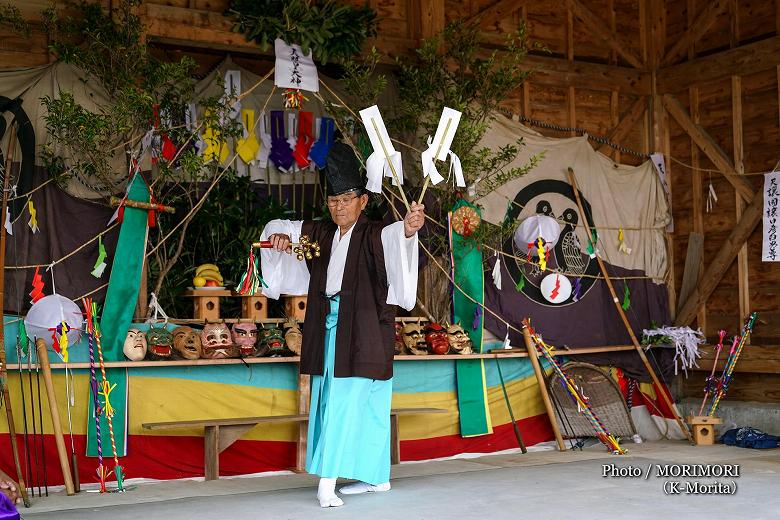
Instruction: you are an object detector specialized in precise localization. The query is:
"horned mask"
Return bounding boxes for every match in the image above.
[231,322,259,357]
[402,322,428,356]
[200,322,238,359]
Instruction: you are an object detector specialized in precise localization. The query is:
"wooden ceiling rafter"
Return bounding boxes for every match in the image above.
[661,0,730,66]
[465,0,530,28]
[564,0,644,69]
[595,96,646,152]
[661,94,754,203]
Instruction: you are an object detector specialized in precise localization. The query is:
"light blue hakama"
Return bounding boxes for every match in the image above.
[305,297,392,485]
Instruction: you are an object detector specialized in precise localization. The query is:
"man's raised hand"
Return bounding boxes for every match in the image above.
[404,202,425,237]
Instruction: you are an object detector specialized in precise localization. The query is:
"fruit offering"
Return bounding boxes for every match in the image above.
[194,263,224,288]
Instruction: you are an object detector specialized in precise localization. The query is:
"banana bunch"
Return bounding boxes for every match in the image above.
[193,263,224,288]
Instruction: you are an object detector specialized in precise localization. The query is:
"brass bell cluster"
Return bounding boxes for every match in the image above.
[293,235,321,261]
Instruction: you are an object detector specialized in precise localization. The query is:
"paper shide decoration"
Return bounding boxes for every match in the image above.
[91,235,108,278]
[27,200,39,233]
[359,105,403,194]
[420,107,464,195]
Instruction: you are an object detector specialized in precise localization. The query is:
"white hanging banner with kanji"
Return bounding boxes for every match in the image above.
[762,170,780,262]
[274,39,319,92]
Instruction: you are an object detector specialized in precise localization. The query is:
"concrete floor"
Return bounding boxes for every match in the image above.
[17,440,780,520]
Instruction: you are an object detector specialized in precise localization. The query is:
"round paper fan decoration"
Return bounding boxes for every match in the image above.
[451,205,481,236]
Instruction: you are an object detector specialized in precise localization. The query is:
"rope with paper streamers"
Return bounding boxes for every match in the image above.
[90,300,124,492]
[523,318,627,454]
[83,298,107,492]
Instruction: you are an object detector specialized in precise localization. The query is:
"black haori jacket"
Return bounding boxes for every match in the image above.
[299,214,396,380]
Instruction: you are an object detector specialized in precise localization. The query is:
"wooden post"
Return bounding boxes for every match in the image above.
[204,425,219,481]
[689,84,707,331]
[0,123,29,506]
[35,338,75,495]
[732,75,750,326]
[566,168,695,444]
[521,328,566,451]
[295,373,310,472]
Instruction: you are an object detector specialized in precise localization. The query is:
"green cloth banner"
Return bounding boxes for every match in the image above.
[87,173,149,457]
[450,200,492,437]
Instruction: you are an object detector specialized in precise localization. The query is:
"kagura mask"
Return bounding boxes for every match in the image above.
[200,322,238,359]
[146,326,173,360]
[425,323,450,355]
[394,322,405,355]
[402,322,427,356]
[231,322,259,357]
[172,326,202,360]
[447,323,474,355]
[258,325,288,357]
[123,328,147,361]
[283,320,302,356]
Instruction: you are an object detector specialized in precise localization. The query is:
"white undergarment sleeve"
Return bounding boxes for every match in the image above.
[259,219,309,299]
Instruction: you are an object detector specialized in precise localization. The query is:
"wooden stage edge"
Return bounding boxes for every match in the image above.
[6,345,637,370]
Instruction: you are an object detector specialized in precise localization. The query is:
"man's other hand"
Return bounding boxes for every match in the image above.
[404,202,425,237]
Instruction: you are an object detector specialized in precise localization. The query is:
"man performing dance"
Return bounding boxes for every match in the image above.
[260,142,424,507]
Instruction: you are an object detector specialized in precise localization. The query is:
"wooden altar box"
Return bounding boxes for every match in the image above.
[686,415,722,445]
[183,289,231,321]
[239,294,268,321]
[284,295,307,321]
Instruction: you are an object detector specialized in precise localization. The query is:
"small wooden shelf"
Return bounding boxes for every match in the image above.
[5,345,636,370]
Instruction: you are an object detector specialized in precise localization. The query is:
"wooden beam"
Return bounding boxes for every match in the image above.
[596,97,647,153]
[675,187,764,326]
[677,232,704,314]
[658,35,780,92]
[732,75,750,324]
[521,54,650,94]
[662,94,754,202]
[689,85,707,331]
[565,0,644,69]
[467,0,530,27]
[418,0,445,40]
[662,0,729,66]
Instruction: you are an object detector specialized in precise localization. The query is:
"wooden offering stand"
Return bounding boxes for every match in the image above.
[183,289,232,321]
[686,416,722,445]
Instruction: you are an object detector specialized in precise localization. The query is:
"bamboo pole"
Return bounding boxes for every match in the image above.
[522,327,566,451]
[35,339,75,495]
[109,196,175,213]
[0,124,29,506]
[566,167,694,444]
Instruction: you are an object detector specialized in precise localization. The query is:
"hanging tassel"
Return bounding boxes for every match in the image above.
[572,277,582,302]
[618,227,632,255]
[30,266,44,304]
[237,248,267,295]
[622,282,631,311]
[492,253,502,290]
[536,237,547,271]
[515,271,525,292]
[472,305,483,331]
[282,88,308,109]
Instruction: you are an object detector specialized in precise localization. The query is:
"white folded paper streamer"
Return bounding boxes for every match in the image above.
[421,107,464,188]
[359,105,403,193]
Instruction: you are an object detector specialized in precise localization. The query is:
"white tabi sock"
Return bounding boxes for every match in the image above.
[317,477,344,508]
[339,481,391,495]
